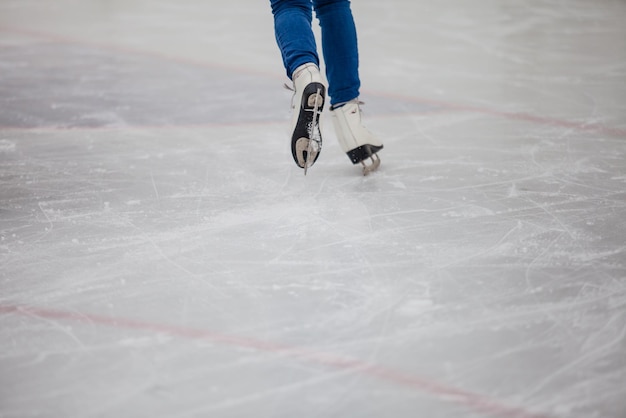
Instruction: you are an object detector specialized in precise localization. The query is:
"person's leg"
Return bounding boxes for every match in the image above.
[313,0,383,174]
[270,0,319,79]
[270,0,326,171]
[312,0,359,106]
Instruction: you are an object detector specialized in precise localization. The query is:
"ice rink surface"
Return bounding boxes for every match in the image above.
[1,0,626,417]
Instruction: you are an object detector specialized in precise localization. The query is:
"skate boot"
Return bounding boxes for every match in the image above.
[289,63,326,174]
[331,99,383,175]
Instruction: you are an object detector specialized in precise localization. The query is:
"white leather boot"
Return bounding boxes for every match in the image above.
[331,99,383,175]
[289,63,326,174]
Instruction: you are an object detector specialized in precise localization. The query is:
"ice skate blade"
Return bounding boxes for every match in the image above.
[361,154,381,176]
[295,137,320,175]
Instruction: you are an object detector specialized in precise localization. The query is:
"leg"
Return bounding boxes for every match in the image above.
[313,0,359,106]
[313,0,383,174]
[270,0,319,79]
[270,0,327,172]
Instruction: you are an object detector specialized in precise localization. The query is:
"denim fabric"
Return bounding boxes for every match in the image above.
[270,0,360,105]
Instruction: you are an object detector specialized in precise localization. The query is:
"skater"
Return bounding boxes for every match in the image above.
[270,0,384,175]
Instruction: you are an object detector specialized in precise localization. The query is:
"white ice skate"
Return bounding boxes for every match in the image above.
[331,99,383,175]
[289,63,326,175]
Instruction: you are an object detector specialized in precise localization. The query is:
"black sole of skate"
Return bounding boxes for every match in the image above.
[291,82,326,170]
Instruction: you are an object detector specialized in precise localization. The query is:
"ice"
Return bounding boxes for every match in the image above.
[1,0,626,417]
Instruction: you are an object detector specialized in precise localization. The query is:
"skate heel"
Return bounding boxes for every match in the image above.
[347,145,383,175]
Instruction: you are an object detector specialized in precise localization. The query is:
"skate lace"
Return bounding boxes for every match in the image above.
[283,83,296,108]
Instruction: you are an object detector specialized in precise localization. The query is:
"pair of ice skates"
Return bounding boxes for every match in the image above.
[289,63,383,175]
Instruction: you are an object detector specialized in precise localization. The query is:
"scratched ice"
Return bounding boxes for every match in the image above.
[1,1,625,418]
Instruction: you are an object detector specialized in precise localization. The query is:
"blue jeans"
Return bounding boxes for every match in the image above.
[270,0,360,106]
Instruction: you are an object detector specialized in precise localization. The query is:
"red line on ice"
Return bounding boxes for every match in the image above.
[1,25,624,139]
[373,92,626,139]
[0,304,552,418]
